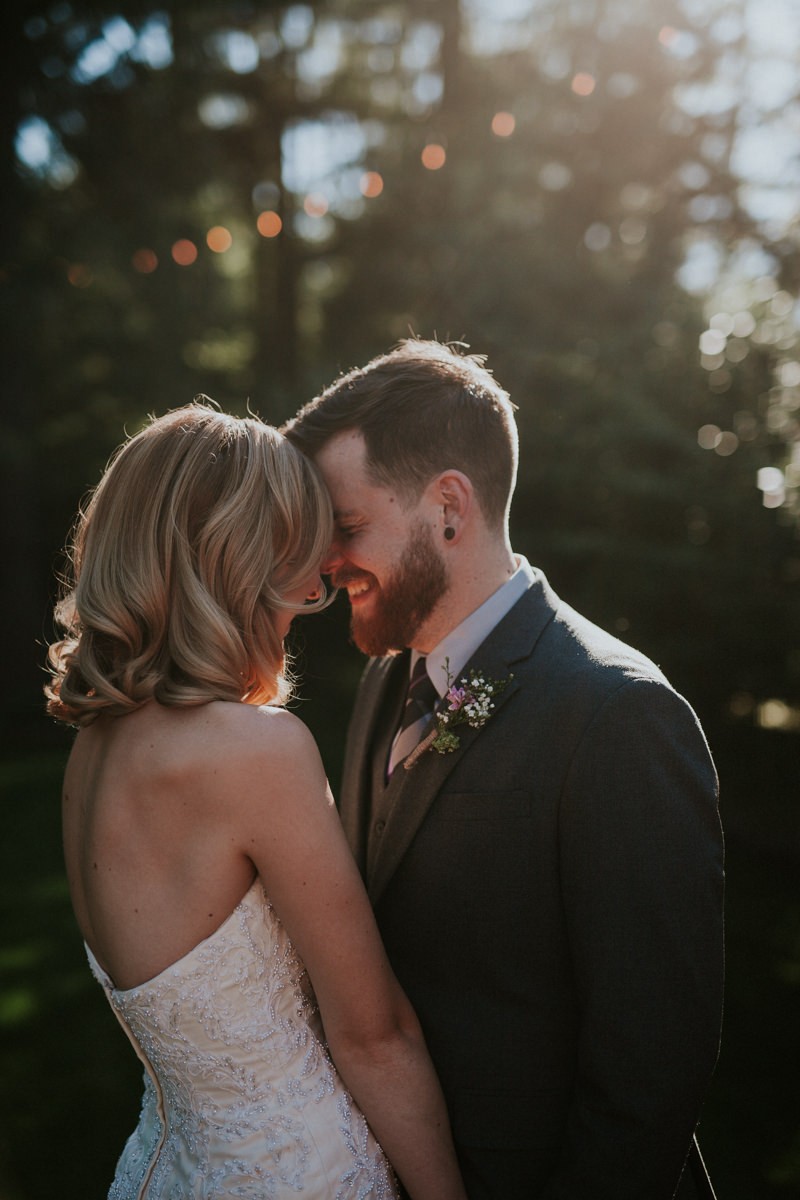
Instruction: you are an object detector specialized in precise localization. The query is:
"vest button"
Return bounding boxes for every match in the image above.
[375,820,386,835]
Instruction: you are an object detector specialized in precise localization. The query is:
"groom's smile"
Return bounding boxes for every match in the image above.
[315,431,450,655]
[337,574,373,603]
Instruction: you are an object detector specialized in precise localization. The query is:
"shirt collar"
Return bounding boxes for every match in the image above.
[412,555,535,698]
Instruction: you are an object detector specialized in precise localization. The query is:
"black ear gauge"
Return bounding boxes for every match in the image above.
[444,526,456,541]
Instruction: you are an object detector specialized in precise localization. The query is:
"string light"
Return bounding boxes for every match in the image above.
[421,143,446,170]
[256,211,282,238]
[491,112,515,137]
[571,73,596,96]
[171,239,198,266]
[59,129,464,274]
[360,171,384,197]
[206,226,233,253]
[132,248,158,273]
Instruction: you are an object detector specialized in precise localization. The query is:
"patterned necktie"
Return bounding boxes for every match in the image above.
[387,656,439,776]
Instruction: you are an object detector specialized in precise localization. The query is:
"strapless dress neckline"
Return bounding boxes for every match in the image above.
[84,876,262,996]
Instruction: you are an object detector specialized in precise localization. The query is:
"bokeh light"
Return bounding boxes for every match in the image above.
[206,225,233,253]
[421,143,446,170]
[758,466,786,508]
[67,263,92,288]
[697,424,722,450]
[699,329,726,356]
[132,248,158,274]
[571,73,596,96]
[252,181,280,210]
[491,111,515,137]
[360,171,384,198]
[732,311,756,337]
[619,217,646,245]
[708,368,732,393]
[256,210,282,238]
[710,312,734,335]
[756,698,800,730]
[725,341,748,364]
[778,360,800,387]
[714,431,739,456]
[584,223,611,251]
[758,466,785,492]
[303,193,329,217]
[171,239,198,266]
[539,162,572,191]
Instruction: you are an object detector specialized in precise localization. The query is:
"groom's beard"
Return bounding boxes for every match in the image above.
[337,522,449,657]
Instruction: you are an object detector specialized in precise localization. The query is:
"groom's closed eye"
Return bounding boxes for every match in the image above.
[336,523,362,541]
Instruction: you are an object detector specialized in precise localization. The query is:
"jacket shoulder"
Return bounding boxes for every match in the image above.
[550,600,669,688]
[506,573,670,694]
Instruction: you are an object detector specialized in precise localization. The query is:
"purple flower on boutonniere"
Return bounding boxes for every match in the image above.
[403,659,512,770]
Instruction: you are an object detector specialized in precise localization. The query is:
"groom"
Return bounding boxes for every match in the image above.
[284,339,723,1199]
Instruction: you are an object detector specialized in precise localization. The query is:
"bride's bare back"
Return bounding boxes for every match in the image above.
[63,700,312,991]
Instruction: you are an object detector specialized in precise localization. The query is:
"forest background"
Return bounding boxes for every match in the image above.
[1,0,799,1195]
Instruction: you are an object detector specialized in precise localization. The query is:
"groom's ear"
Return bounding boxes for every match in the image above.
[426,470,473,540]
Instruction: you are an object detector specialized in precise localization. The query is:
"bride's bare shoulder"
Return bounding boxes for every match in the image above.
[201,704,329,817]
[85,701,322,785]
[203,702,323,772]
[211,700,314,741]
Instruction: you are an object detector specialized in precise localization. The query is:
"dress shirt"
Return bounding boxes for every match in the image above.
[411,555,535,698]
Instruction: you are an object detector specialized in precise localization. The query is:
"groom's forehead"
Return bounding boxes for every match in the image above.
[318,438,392,500]
[316,428,368,479]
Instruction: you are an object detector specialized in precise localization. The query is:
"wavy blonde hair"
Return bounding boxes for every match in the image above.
[46,400,333,726]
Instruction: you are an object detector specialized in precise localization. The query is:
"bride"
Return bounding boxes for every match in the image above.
[46,402,466,1200]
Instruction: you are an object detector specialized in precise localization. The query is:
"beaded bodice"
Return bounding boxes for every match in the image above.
[86,879,397,1199]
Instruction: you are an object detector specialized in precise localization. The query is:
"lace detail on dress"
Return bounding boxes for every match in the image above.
[86,881,398,1199]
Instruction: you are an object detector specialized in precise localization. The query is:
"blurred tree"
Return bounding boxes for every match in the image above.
[1,0,369,736]
[311,0,800,724]
[3,0,799,741]
[1,4,66,742]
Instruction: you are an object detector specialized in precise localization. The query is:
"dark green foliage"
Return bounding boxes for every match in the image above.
[1,1,799,1194]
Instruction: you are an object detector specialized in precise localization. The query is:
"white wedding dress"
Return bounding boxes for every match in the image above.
[86,878,399,1199]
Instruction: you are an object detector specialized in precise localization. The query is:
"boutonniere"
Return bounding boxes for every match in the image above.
[404,660,512,770]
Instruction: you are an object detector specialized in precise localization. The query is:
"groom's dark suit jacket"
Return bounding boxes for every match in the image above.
[339,570,723,1200]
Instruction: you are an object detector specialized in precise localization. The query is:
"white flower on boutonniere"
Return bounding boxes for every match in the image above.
[403,659,512,770]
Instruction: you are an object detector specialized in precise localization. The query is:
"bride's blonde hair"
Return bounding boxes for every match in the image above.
[45,400,333,726]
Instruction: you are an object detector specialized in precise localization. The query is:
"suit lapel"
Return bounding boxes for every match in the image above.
[366,574,559,906]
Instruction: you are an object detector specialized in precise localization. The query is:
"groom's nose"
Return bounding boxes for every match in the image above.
[321,539,344,575]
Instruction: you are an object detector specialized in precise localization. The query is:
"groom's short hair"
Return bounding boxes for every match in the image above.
[283,339,519,527]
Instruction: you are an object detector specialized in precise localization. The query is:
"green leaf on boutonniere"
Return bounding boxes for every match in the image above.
[430,728,461,754]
